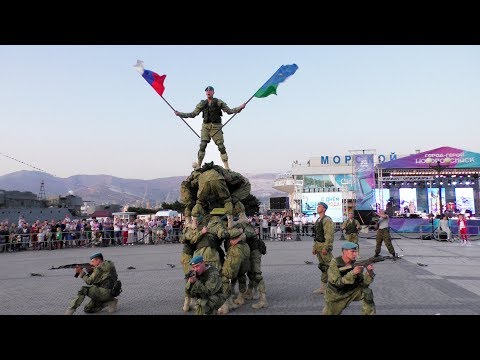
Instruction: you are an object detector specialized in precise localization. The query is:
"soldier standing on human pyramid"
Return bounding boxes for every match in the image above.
[135,61,298,314]
[174,86,246,170]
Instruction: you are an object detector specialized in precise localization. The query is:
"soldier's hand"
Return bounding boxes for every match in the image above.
[174,111,179,116]
[188,274,197,284]
[352,265,364,275]
[312,247,317,255]
[366,264,374,271]
[201,226,208,234]
[75,265,83,275]
[321,249,328,256]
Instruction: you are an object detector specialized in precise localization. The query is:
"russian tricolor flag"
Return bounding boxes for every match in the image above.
[134,60,166,97]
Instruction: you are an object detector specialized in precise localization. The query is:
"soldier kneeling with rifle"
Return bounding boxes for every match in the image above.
[323,242,376,315]
[64,252,122,315]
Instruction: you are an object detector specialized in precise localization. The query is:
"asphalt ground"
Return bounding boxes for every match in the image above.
[1,230,479,316]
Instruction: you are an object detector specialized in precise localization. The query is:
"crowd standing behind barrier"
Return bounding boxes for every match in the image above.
[1,212,477,253]
[0,212,324,253]
[0,215,185,253]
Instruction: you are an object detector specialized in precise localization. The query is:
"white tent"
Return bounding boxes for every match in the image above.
[155,209,179,217]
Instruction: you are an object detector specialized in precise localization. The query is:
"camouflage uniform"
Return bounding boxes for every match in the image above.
[313,215,334,292]
[323,256,376,315]
[375,215,396,256]
[341,218,361,243]
[191,166,233,218]
[185,264,228,315]
[222,168,251,217]
[234,221,268,309]
[215,220,249,314]
[176,97,244,169]
[190,215,226,272]
[180,226,196,274]
[68,260,119,313]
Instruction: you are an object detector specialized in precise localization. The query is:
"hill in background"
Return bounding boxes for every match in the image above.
[0,170,285,207]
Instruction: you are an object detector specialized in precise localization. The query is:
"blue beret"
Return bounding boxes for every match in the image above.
[205,85,214,91]
[190,255,204,265]
[317,202,328,210]
[89,252,103,260]
[342,242,359,250]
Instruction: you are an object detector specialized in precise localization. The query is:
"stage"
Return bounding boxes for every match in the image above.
[389,217,480,235]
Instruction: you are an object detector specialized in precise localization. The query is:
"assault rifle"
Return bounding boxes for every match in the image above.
[184,269,196,280]
[49,263,93,277]
[338,255,393,271]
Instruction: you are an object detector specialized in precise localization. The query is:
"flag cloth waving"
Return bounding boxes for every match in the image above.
[134,60,200,138]
[254,64,298,98]
[134,60,166,96]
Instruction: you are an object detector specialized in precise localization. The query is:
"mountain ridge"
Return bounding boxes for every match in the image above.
[0,170,286,206]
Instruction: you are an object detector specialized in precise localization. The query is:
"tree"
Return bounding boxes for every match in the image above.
[161,201,186,213]
[127,207,157,214]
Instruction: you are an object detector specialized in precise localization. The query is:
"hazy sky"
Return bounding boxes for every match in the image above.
[1,45,479,179]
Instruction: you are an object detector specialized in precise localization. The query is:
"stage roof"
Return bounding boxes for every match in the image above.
[378,146,480,170]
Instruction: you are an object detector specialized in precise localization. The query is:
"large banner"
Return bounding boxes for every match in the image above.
[380,146,480,169]
[301,192,343,222]
[354,154,375,210]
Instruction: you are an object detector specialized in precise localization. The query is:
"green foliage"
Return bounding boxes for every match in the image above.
[127,207,157,214]
[161,201,186,213]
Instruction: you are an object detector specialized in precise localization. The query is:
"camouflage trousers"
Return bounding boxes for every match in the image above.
[68,285,114,313]
[323,287,376,315]
[375,228,395,255]
[345,233,358,243]
[201,122,225,149]
[180,252,193,275]
[313,242,332,284]
[222,242,250,297]
[194,293,229,315]
[243,249,265,293]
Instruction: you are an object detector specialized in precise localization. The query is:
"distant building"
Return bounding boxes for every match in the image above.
[0,188,83,224]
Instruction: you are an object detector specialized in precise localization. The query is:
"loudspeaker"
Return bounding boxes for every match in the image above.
[270,197,289,210]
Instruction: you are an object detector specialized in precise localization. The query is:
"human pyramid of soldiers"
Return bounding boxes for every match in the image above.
[179,160,268,315]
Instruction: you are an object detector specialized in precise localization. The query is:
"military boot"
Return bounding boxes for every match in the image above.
[251,291,268,309]
[197,151,205,169]
[220,153,230,170]
[64,307,76,315]
[233,291,245,306]
[228,295,239,310]
[243,287,255,300]
[105,298,118,313]
[182,296,191,312]
[217,300,230,315]
[313,282,326,294]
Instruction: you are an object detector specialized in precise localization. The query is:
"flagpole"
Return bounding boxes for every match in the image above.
[211,94,255,138]
[160,96,200,138]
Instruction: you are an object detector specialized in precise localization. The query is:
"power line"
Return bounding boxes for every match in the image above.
[0,151,55,177]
